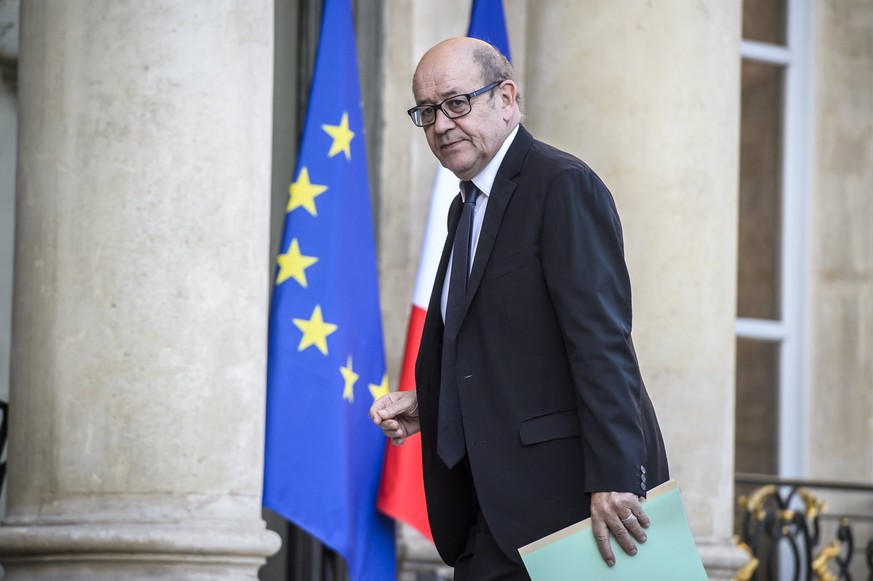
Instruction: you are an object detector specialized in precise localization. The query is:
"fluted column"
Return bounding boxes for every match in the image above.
[526,3,747,578]
[0,2,280,579]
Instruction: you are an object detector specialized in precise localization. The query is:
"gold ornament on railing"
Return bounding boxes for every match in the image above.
[812,539,841,581]
[798,488,827,521]
[731,535,760,581]
[738,484,777,522]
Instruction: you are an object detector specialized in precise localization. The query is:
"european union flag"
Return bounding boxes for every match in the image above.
[263,0,396,579]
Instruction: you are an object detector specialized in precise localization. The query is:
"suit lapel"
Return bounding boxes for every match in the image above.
[465,174,514,306]
[426,193,463,320]
[464,126,533,310]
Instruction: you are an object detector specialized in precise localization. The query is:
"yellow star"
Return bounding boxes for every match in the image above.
[292,305,338,355]
[368,373,390,402]
[322,112,355,160]
[276,238,318,287]
[288,167,328,216]
[340,355,359,403]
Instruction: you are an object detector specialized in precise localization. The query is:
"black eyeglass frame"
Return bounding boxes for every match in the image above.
[407,81,504,127]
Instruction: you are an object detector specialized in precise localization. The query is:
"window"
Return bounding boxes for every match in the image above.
[734,0,813,489]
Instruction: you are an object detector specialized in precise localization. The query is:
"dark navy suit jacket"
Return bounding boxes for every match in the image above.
[415,125,670,565]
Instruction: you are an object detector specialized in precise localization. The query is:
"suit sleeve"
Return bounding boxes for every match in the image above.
[540,167,647,495]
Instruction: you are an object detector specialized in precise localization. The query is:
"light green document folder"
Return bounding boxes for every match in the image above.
[518,480,708,580]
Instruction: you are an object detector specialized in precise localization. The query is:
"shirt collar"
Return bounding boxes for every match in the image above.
[462,124,520,200]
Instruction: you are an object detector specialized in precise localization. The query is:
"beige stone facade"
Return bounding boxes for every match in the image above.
[808,0,873,482]
[0,2,280,579]
[0,0,870,580]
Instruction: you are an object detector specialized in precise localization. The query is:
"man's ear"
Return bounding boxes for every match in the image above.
[499,81,518,116]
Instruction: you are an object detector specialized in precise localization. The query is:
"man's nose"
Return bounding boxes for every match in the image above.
[432,107,456,132]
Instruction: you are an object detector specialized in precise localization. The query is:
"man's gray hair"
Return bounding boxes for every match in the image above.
[472,42,525,118]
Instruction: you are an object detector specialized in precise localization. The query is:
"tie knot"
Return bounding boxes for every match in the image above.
[461,180,479,205]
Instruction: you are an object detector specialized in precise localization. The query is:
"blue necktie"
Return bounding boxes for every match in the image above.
[437,180,479,468]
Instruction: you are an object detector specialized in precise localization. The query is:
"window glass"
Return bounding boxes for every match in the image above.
[734,338,780,534]
[734,338,780,476]
[742,0,787,45]
[737,61,784,320]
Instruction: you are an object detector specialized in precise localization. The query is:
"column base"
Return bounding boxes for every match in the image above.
[699,538,751,580]
[0,521,281,580]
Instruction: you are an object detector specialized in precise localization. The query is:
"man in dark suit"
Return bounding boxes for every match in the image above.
[371,37,669,580]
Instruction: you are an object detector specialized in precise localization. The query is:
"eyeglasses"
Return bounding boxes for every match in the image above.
[407,81,503,127]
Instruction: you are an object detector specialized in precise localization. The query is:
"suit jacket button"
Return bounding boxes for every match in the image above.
[640,483,647,492]
[640,465,647,474]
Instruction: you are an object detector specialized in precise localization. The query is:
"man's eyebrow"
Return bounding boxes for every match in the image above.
[415,87,465,107]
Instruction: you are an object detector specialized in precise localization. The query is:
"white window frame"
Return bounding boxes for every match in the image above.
[735,0,814,478]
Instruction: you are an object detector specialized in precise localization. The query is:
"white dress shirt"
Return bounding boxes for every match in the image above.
[441,125,520,321]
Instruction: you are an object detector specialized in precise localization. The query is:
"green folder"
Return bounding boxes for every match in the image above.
[518,480,708,580]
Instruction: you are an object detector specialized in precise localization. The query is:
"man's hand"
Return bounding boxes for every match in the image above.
[369,390,421,445]
[590,491,650,567]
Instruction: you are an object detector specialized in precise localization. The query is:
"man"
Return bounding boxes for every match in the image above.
[371,37,669,579]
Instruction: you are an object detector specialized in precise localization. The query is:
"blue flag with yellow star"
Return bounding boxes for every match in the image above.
[263,0,396,579]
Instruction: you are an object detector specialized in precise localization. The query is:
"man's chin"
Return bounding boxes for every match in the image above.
[438,157,473,180]
[442,166,473,181]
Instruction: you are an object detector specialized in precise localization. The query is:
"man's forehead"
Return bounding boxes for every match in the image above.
[414,78,466,100]
[413,65,481,103]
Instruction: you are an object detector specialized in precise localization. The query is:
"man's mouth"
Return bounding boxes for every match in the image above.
[440,139,464,152]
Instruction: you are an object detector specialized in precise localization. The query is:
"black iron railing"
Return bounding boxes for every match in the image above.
[735,473,873,581]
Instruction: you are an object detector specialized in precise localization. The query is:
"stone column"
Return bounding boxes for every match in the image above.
[808,0,873,481]
[0,2,18,475]
[526,3,747,579]
[0,2,280,579]
[806,6,873,568]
